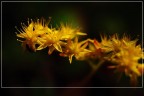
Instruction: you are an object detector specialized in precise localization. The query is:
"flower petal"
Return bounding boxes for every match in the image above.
[53,43,62,52]
[69,54,74,64]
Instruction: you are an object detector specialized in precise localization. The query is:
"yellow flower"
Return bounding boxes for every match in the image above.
[36,29,63,55]
[86,39,104,59]
[60,37,90,63]
[16,18,51,51]
[86,35,114,60]
[87,37,111,59]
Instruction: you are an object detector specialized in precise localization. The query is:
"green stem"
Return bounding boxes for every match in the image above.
[78,60,105,86]
[88,59,105,73]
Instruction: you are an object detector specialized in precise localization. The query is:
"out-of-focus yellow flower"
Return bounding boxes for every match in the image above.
[107,35,143,86]
[59,23,87,40]
[60,37,90,63]
[86,34,143,86]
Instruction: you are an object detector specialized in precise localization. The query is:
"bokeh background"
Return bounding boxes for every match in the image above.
[2,1,143,96]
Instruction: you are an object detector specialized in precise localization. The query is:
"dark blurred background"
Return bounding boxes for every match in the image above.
[2,1,143,96]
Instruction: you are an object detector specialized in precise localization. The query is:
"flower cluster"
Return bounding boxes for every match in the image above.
[16,18,143,86]
[16,18,87,54]
[86,34,144,86]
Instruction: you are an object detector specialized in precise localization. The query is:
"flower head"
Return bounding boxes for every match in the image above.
[85,34,143,86]
[16,18,51,52]
[60,37,90,63]
[36,29,63,54]
[107,35,143,86]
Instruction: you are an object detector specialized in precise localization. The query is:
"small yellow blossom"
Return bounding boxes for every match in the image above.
[37,29,63,54]
[16,18,51,51]
[87,35,113,60]
[60,37,90,63]
[87,39,104,59]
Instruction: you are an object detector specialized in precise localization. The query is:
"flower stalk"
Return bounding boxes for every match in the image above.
[16,18,144,86]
